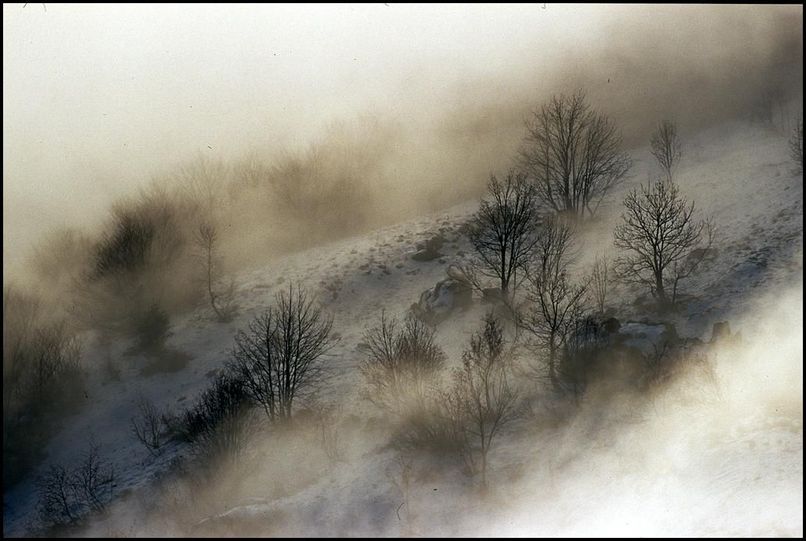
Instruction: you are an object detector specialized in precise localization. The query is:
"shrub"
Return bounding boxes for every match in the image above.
[132,303,171,353]
[178,371,251,445]
[439,314,518,487]
[92,206,155,279]
[360,312,446,416]
[131,396,164,456]
[36,442,115,527]
[3,286,84,488]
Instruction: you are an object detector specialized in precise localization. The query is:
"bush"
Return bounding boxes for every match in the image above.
[392,397,466,457]
[78,186,204,339]
[132,303,171,353]
[3,286,85,488]
[439,314,518,487]
[131,396,165,456]
[36,442,115,527]
[360,312,446,416]
[92,207,155,279]
[178,371,252,449]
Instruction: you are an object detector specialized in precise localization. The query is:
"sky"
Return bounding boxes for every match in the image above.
[3,4,802,273]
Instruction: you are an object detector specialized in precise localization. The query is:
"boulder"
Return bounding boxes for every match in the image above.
[710,321,732,343]
[413,277,473,324]
[602,317,621,334]
[481,288,504,304]
[411,234,446,262]
[411,249,440,262]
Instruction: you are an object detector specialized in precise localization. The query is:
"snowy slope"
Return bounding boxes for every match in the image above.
[3,120,802,537]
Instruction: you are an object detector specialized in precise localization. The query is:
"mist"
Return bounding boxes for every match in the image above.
[3,4,803,538]
[4,4,802,278]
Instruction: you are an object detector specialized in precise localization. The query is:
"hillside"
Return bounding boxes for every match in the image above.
[3,120,803,537]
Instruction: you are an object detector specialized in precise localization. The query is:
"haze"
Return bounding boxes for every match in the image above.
[4,4,801,277]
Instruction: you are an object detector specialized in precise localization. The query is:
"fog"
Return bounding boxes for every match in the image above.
[2,6,802,534]
[4,4,802,278]
[71,276,804,537]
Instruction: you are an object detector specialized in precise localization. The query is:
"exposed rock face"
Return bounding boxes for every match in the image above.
[710,321,735,343]
[411,234,445,262]
[412,275,473,324]
[481,288,504,304]
[602,317,621,334]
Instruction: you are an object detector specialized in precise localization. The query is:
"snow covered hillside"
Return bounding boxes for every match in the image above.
[3,120,802,537]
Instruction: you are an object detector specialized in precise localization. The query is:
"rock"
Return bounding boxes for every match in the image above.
[710,321,732,343]
[602,317,621,334]
[411,234,446,262]
[618,321,669,355]
[661,322,680,345]
[426,234,445,252]
[413,277,473,324]
[687,247,717,263]
[481,288,504,304]
[411,249,441,262]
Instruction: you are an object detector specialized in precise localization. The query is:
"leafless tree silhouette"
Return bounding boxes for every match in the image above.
[589,254,610,314]
[650,120,682,182]
[519,90,631,219]
[37,441,115,526]
[229,285,335,423]
[466,170,539,301]
[194,221,236,322]
[614,179,714,306]
[519,217,588,388]
[131,396,163,456]
[442,313,518,488]
[360,311,445,414]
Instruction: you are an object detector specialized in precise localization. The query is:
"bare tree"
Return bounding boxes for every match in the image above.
[589,254,610,314]
[311,403,343,464]
[360,311,446,414]
[519,217,588,388]
[131,396,163,456]
[388,454,416,536]
[194,221,235,322]
[466,170,539,301]
[72,441,115,513]
[519,90,632,219]
[791,117,803,174]
[650,120,682,182]
[228,285,335,423]
[558,315,608,402]
[443,313,518,489]
[38,442,115,525]
[614,179,714,307]
[37,464,77,525]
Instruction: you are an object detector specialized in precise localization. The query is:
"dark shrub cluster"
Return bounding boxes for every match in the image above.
[93,208,155,279]
[177,371,252,445]
[36,442,115,527]
[3,286,85,488]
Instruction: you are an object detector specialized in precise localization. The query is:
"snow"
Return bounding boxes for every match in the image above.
[3,120,802,537]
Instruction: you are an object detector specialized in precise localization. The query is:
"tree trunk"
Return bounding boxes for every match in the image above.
[654,271,667,305]
[548,337,558,389]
